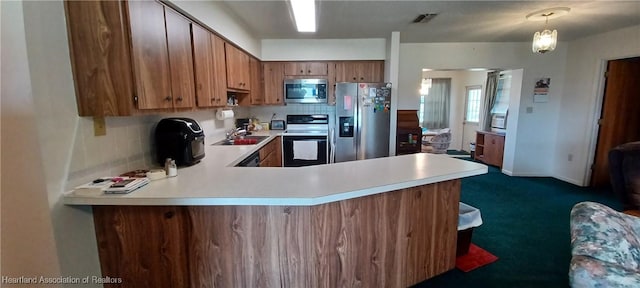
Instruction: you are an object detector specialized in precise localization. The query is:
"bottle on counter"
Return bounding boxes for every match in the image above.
[168,160,177,177]
[164,158,172,175]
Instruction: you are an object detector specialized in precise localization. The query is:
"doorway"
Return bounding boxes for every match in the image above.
[590,57,640,187]
[462,86,481,152]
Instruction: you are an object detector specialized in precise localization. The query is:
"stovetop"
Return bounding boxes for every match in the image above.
[283,114,329,136]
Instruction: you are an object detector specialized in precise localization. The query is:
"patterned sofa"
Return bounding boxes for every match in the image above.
[569,201,640,287]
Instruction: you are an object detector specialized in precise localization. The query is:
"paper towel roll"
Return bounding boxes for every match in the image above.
[216,109,234,120]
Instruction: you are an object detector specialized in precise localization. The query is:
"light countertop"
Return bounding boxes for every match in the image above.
[64,131,487,206]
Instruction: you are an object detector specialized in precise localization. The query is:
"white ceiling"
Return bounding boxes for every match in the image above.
[220,0,640,43]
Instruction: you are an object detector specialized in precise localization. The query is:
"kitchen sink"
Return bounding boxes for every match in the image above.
[211,135,269,146]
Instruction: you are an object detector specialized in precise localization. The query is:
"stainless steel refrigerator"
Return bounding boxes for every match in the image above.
[334,82,392,163]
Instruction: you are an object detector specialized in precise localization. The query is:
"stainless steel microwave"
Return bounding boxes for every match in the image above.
[284,79,327,104]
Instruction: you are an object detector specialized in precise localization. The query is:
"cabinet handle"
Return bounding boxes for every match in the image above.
[165,96,172,101]
[308,70,311,73]
[300,70,304,73]
[352,77,356,80]
[211,98,216,102]
[360,77,364,80]
[176,96,183,102]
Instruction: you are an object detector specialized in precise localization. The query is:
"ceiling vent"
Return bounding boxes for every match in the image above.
[412,13,438,24]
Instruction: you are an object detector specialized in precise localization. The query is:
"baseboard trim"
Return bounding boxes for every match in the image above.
[553,175,586,187]
[499,169,587,186]
[501,169,513,176]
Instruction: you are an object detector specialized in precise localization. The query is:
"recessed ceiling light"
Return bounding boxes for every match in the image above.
[291,0,316,32]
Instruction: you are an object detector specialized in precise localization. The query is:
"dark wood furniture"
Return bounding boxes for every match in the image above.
[396,110,422,155]
[474,131,505,168]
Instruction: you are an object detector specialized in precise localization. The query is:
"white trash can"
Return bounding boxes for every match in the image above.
[457,202,483,256]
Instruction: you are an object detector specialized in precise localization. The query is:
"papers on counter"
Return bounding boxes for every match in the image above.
[74,177,150,195]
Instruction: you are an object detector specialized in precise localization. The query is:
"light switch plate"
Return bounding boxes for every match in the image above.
[93,116,106,136]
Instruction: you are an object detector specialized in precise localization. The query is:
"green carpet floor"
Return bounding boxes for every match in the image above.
[413,164,621,288]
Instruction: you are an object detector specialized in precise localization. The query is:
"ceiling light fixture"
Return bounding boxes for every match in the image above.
[291,0,316,32]
[526,7,570,54]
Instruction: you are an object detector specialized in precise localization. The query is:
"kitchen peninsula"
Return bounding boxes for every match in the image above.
[65,133,487,287]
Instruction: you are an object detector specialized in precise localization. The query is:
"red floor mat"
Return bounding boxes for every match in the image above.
[456,243,499,272]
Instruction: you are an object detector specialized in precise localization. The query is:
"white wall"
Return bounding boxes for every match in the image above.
[555,25,640,186]
[1,0,62,281]
[502,69,524,176]
[387,32,401,156]
[261,38,386,60]
[400,42,567,177]
[170,0,261,57]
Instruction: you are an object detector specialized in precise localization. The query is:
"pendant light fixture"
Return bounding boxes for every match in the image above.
[526,7,570,54]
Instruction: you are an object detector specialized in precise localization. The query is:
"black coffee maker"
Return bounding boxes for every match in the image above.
[155,118,205,166]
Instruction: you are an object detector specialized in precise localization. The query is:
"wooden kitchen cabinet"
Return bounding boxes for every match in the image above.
[64,1,135,116]
[225,43,251,91]
[164,9,195,108]
[65,0,197,115]
[474,131,505,168]
[284,62,328,76]
[259,136,282,167]
[335,61,384,83]
[128,0,195,110]
[248,57,264,105]
[93,206,189,287]
[263,62,284,105]
[191,24,226,107]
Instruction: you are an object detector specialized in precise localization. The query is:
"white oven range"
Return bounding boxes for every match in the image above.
[281,115,329,167]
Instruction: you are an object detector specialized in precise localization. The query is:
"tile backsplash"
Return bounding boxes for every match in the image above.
[65,105,334,190]
[66,108,249,190]
[248,104,336,128]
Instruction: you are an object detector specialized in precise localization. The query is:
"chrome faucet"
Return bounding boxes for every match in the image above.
[226,128,247,140]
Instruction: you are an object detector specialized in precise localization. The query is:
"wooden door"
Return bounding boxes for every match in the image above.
[191,24,217,107]
[263,62,284,105]
[284,62,306,76]
[93,206,189,287]
[64,1,135,116]
[225,43,250,90]
[335,62,358,82]
[306,62,328,75]
[486,134,504,167]
[127,0,172,109]
[211,35,227,106]
[283,62,327,76]
[591,57,640,187]
[165,9,195,108]
[249,57,263,105]
[363,61,385,82]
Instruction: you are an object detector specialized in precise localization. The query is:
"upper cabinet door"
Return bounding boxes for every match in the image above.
[211,35,228,105]
[263,62,284,105]
[249,57,264,105]
[284,62,328,76]
[191,23,216,107]
[225,43,250,90]
[127,0,172,109]
[165,9,195,109]
[335,61,384,83]
[64,1,134,116]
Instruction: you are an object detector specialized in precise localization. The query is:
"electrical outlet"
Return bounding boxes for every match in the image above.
[568,153,573,162]
[526,107,534,114]
[93,116,106,136]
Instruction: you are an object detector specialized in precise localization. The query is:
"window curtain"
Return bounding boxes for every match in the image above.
[480,71,500,131]
[421,78,450,129]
